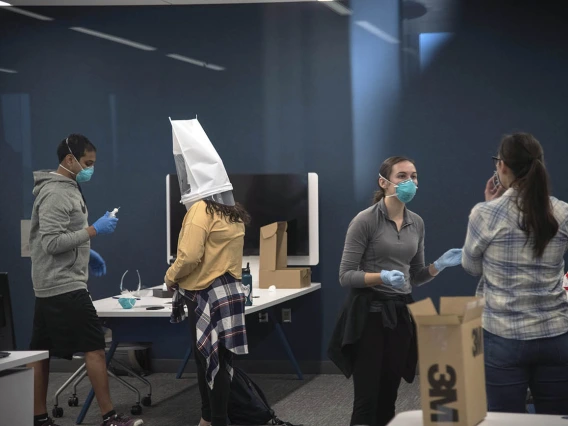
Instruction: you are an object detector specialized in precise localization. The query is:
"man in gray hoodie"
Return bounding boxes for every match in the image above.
[28,134,142,426]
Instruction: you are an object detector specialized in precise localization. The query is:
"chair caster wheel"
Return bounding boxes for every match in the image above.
[52,406,64,418]
[141,396,152,407]
[131,404,142,415]
[68,396,79,407]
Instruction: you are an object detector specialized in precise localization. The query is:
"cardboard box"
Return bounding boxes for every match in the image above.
[408,297,486,426]
[259,222,311,289]
[259,268,312,289]
[259,222,288,271]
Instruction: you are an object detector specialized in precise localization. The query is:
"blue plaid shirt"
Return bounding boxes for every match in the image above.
[463,188,568,340]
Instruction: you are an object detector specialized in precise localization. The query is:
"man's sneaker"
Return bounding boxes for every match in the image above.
[101,413,143,426]
[38,418,60,426]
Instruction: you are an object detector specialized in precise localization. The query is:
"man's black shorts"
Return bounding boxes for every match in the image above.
[29,289,106,359]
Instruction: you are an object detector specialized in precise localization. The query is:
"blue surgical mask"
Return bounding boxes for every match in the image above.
[61,138,94,183]
[60,156,94,183]
[380,175,418,204]
[76,166,94,183]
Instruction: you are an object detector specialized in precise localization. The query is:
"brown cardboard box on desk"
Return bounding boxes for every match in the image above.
[408,297,487,426]
[258,222,311,289]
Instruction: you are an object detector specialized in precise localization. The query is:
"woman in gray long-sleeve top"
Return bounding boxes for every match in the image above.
[330,156,462,426]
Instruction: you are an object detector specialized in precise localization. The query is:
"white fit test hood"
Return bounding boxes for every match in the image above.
[170,117,235,208]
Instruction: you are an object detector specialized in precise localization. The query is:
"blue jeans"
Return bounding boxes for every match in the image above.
[484,329,568,414]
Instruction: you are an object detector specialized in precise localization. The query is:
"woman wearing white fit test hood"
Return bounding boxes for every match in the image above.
[329,156,463,426]
[165,118,250,426]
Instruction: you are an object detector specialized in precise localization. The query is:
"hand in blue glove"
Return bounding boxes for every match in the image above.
[433,248,463,272]
[89,249,106,277]
[380,270,406,289]
[92,212,118,235]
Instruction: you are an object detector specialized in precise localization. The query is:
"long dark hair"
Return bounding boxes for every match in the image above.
[373,156,416,204]
[204,200,251,226]
[499,133,558,257]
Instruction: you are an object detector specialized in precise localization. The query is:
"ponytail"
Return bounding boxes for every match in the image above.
[499,133,558,258]
[515,159,558,257]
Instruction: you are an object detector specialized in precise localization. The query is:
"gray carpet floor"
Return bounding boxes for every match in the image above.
[46,372,421,426]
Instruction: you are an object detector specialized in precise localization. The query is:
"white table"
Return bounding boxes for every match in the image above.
[74,284,321,424]
[92,283,321,378]
[388,410,568,425]
[0,350,48,372]
[93,283,322,317]
[0,350,49,425]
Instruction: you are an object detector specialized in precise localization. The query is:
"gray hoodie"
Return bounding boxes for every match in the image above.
[30,171,91,297]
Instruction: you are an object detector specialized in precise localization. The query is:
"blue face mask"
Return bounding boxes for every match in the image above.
[60,155,94,182]
[380,175,418,204]
[62,138,94,183]
[76,165,94,183]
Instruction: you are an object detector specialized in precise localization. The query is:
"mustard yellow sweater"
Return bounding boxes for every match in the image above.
[165,200,245,290]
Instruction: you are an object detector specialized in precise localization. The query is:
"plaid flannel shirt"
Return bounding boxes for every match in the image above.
[171,273,248,388]
[462,188,568,340]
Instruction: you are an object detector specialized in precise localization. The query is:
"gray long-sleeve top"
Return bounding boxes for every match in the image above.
[339,199,434,296]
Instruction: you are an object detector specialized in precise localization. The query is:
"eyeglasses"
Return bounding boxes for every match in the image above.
[492,156,502,167]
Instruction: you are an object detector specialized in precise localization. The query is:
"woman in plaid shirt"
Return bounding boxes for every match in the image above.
[463,133,568,415]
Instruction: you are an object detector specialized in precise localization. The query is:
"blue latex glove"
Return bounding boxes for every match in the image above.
[433,248,463,272]
[92,212,118,235]
[380,270,406,289]
[89,249,106,277]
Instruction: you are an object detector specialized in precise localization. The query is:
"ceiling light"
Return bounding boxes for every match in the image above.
[167,54,204,67]
[0,2,12,6]
[204,64,225,71]
[0,68,17,74]
[2,6,53,20]
[167,54,225,71]
[70,27,156,51]
[355,21,400,44]
[320,1,352,16]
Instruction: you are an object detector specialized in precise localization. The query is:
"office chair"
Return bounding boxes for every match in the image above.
[51,338,153,418]
[0,273,17,351]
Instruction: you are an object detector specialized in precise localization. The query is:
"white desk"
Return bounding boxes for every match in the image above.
[92,283,322,317]
[0,350,48,372]
[75,284,322,424]
[0,351,49,425]
[92,283,321,378]
[388,410,568,425]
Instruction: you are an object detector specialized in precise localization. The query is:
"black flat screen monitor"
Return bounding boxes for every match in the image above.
[167,174,310,262]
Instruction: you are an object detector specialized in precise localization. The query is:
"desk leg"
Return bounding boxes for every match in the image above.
[176,344,193,379]
[75,341,119,424]
[267,308,303,380]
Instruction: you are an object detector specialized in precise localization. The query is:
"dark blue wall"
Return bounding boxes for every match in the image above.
[350,0,401,206]
[0,3,355,363]
[387,2,568,304]
[3,1,567,367]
